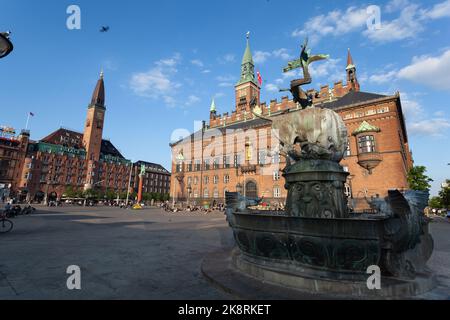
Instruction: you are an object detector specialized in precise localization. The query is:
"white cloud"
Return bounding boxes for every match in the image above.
[218,54,236,64]
[385,0,410,13]
[423,0,450,19]
[254,51,271,64]
[309,58,341,81]
[185,95,201,106]
[401,93,424,119]
[265,83,279,92]
[216,75,236,87]
[251,48,294,65]
[398,49,450,91]
[369,70,398,84]
[129,54,182,106]
[292,1,450,44]
[190,59,204,68]
[292,6,369,44]
[201,69,211,74]
[363,4,424,43]
[408,118,450,136]
[272,48,293,60]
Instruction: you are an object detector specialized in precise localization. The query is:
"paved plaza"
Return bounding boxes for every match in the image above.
[0,205,449,300]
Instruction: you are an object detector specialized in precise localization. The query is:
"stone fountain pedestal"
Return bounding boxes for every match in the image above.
[203,73,438,298]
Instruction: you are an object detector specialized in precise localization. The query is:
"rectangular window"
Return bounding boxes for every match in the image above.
[345,141,351,157]
[272,152,280,164]
[273,170,280,181]
[358,135,376,153]
[234,155,241,168]
[204,159,210,170]
[213,175,219,184]
[258,151,266,165]
[274,187,281,198]
[213,158,220,169]
[195,160,201,171]
[224,175,230,184]
[223,156,231,168]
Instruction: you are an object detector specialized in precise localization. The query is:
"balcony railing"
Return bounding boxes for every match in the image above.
[241,165,257,174]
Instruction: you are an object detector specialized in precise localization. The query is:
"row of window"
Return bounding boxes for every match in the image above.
[188,187,283,199]
[342,107,390,120]
[176,153,281,173]
[185,171,281,186]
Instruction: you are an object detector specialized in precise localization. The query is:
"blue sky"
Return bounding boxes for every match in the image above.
[1,0,449,195]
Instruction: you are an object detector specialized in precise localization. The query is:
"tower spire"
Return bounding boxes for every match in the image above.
[346,48,360,92]
[91,70,105,107]
[210,98,216,113]
[237,31,257,86]
[346,48,355,70]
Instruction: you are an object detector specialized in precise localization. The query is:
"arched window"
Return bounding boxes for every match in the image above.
[245,181,258,198]
[213,188,219,199]
[204,188,209,198]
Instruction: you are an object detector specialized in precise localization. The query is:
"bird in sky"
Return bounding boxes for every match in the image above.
[100,26,110,33]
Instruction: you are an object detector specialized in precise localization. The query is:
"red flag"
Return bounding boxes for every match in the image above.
[257,71,262,86]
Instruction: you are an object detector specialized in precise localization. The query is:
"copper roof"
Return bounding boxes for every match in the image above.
[91,73,105,106]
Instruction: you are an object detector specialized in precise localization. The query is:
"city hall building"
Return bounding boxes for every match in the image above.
[2,72,170,203]
[170,37,413,208]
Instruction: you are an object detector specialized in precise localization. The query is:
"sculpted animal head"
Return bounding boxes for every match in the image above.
[270,108,348,162]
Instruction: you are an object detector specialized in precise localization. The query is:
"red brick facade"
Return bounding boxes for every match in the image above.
[170,43,413,209]
[4,72,170,203]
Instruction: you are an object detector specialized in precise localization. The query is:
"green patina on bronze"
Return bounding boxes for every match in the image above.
[236,33,259,87]
[352,120,381,135]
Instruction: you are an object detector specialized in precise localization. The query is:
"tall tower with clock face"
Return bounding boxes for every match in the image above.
[83,71,106,190]
[235,32,260,114]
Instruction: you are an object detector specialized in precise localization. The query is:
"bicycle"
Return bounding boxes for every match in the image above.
[0,212,13,234]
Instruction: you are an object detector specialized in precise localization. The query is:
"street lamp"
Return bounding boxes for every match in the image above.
[187,185,192,206]
[0,32,13,59]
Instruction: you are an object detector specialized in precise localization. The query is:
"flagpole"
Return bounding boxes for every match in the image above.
[25,113,30,130]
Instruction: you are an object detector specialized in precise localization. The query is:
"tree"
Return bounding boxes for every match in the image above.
[63,186,77,198]
[407,166,433,192]
[439,180,450,208]
[429,196,442,209]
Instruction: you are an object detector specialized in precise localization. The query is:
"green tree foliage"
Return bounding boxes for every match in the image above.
[63,186,78,198]
[407,166,433,192]
[439,180,450,208]
[429,196,442,209]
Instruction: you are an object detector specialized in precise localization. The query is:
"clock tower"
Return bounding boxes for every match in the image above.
[83,70,106,190]
[235,32,260,114]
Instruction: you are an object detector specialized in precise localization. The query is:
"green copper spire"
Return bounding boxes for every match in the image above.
[237,32,258,87]
[242,32,253,65]
[210,98,216,113]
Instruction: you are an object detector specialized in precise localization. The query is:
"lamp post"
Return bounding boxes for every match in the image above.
[0,32,13,59]
[187,185,192,206]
